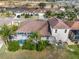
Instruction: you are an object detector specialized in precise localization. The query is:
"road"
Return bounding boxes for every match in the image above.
[0,17,27,26]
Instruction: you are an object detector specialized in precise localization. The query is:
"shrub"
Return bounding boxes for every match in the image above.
[24,14,30,18]
[44,40,49,45]
[36,40,48,51]
[44,11,52,18]
[8,41,20,51]
[21,13,25,16]
[12,25,18,31]
[22,40,36,50]
[22,40,49,51]
[6,12,11,17]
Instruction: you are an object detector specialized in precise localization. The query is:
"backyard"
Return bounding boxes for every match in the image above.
[0,44,68,59]
[68,45,79,59]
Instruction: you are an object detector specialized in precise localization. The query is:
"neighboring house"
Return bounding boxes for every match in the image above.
[14,10,45,19]
[6,7,49,19]
[25,8,48,19]
[14,12,23,19]
[68,21,79,42]
[48,18,79,42]
[48,18,70,42]
[11,20,50,41]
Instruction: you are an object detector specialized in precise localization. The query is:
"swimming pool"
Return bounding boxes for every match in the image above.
[19,40,25,46]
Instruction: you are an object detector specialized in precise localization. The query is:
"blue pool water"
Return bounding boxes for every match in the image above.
[19,40,25,46]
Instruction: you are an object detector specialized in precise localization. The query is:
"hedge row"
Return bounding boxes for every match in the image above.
[8,40,49,52]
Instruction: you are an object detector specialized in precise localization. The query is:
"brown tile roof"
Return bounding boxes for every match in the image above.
[48,18,70,29]
[17,20,50,36]
[22,8,50,13]
[48,18,59,27]
[64,21,74,27]
[48,18,79,30]
[71,21,79,30]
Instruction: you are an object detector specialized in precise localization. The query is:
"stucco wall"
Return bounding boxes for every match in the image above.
[41,37,47,40]
[38,13,45,19]
[12,34,28,40]
[51,27,70,42]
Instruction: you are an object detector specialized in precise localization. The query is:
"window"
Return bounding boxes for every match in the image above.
[55,29,57,33]
[65,30,67,33]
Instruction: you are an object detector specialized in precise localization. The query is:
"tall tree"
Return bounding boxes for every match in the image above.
[38,3,46,9]
[66,11,77,21]
[29,32,40,40]
[45,10,52,18]
[0,25,11,44]
[0,25,18,44]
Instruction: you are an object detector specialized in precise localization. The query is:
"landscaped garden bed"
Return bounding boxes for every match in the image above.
[8,41,20,51]
[7,40,49,52]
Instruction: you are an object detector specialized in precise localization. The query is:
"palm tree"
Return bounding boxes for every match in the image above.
[0,25,18,44]
[29,32,40,41]
[0,25,12,44]
[10,25,18,33]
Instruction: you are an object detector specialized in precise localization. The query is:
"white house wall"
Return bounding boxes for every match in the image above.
[12,34,28,40]
[51,27,70,42]
[38,13,45,19]
[41,37,47,40]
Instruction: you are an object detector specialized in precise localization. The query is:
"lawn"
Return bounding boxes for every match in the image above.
[0,45,79,59]
[68,45,79,59]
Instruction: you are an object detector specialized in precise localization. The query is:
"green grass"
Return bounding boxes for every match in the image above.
[68,45,79,59]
